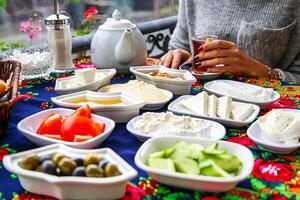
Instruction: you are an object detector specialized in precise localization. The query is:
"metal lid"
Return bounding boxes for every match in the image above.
[100,10,135,30]
[45,14,70,25]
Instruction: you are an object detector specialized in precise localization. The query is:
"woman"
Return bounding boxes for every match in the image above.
[159,0,300,82]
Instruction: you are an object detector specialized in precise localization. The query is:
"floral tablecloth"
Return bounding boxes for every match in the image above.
[0,63,300,199]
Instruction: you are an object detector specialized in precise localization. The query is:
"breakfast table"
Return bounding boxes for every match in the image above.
[0,57,300,200]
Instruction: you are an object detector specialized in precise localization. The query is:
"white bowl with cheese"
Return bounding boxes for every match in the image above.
[135,136,254,192]
[204,80,280,108]
[130,66,197,95]
[247,109,300,154]
[126,112,226,142]
[51,91,146,123]
[3,144,137,200]
[55,68,116,95]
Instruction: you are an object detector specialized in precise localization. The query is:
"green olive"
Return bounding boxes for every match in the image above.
[52,153,66,165]
[18,154,39,170]
[86,164,104,177]
[104,163,121,177]
[84,154,100,166]
[58,157,77,176]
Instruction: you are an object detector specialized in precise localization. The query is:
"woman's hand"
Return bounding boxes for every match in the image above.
[158,49,192,69]
[196,40,270,78]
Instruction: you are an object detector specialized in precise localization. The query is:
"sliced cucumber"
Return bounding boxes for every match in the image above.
[148,158,175,172]
[174,158,199,175]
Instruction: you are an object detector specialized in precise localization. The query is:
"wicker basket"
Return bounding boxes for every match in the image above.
[0,60,21,137]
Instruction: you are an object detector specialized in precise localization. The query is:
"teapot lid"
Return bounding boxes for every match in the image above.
[100,10,136,30]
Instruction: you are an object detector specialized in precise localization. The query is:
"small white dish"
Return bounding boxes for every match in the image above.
[126,114,226,142]
[3,144,137,200]
[247,111,300,154]
[135,136,254,192]
[130,65,197,95]
[51,91,146,123]
[55,68,116,95]
[179,63,221,80]
[168,95,260,128]
[204,80,280,108]
[17,108,115,149]
[99,84,173,110]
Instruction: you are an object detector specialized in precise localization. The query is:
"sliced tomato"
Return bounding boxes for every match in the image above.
[61,115,98,141]
[73,135,93,142]
[43,134,62,140]
[37,113,63,135]
[93,122,106,135]
[72,105,91,118]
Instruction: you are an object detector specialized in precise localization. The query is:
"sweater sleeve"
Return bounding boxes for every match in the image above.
[276,52,300,83]
[168,0,190,52]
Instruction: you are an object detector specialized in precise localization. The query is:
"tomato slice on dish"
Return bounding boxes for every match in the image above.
[43,134,62,140]
[36,113,63,135]
[93,122,106,135]
[73,135,93,142]
[72,105,91,118]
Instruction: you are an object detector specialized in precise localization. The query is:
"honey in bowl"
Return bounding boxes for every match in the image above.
[66,97,124,105]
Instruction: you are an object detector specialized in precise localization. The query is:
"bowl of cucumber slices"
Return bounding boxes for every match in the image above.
[135,136,254,192]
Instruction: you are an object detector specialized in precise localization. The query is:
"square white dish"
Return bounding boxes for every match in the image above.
[17,108,115,149]
[247,109,300,154]
[134,136,254,192]
[55,68,116,95]
[126,114,226,142]
[168,95,260,128]
[130,65,197,95]
[3,144,137,200]
[99,84,173,110]
[51,91,146,123]
[204,80,280,108]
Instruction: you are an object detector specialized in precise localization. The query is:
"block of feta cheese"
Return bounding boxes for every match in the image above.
[75,68,96,85]
[208,94,218,117]
[217,96,232,119]
[231,102,253,121]
[180,91,208,115]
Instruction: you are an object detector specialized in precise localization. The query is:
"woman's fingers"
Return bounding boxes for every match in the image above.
[202,40,235,51]
[199,49,237,61]
[171,50,183,69]
[163,52,174,68]
[201,57,236,67]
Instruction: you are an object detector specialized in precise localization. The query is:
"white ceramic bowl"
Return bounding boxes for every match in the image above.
[17,108,115,149]
[168,95,260,128]
[99,85,173,110]
[130,65,197,95]
[135,136,254,192]
[51,91,146,123]
[126,114,226,142]
[247,113,300,154]
[3,144,137,200]
[55,69,116,95]
[204,80,280,108]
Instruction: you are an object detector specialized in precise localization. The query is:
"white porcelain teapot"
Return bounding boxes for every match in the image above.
[91,10,147,73]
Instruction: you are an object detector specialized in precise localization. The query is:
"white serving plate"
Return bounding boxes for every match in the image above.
[135,136,254,192]
[99,84,173,110]
[17,108,115,149]
[55,68,116,95]
[179,63,221,80]
[126,114,226,142]
[130,65,197,95]
[168,95,260,128]
[51,91,146,123]
[247,109,300,154]
[204,80,280,108]
[3,144,137,200]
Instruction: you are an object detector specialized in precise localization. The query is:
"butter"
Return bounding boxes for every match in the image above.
[217,96,232,119]
[75,68,96,85]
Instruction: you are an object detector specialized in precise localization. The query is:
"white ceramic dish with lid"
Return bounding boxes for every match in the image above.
[17,108,115,149]
[134,136,254,192]
[126,114,226,142]
[204,80,280,108]
[130,65,197,95]
[3,144,137,200]
[55,68,116,95]
[168,95,260,128]
[247,109,300,154]
[51,91,146,123]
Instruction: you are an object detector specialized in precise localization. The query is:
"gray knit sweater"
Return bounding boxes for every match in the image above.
[169,0,300,83]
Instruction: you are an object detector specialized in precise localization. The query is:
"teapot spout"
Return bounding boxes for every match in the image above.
[114,28,135,65]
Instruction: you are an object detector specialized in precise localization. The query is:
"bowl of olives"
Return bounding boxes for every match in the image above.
[3,144,137,200]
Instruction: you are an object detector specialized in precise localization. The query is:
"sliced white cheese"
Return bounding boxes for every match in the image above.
[208,95,218,117]
[231,102,253,121]
[180,91,208,115]
[217,96,232,119]
[75,68,96,85]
